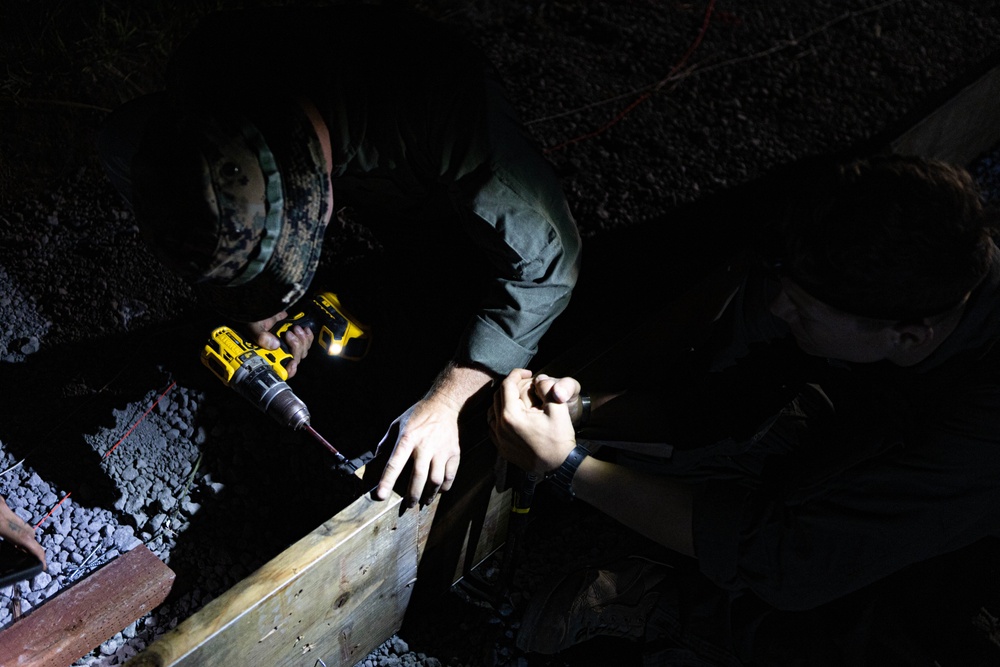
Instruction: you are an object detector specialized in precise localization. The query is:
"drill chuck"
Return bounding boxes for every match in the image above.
[202,326,311,430]
[229,354,311,430]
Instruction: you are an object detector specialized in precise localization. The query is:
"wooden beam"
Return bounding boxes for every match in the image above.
[891,60,1000,165]
[126,491,432,667]
[412,418,512,596]
[0,544,174,667]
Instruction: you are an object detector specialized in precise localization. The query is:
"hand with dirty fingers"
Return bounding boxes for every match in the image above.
[372,363,492,507]
[0,494,46,568]
[247,310,314,379]
[373,398,462,507]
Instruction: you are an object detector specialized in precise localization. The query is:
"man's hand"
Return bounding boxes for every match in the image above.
[531,373,587,426]
[372,364,493,507]
[372,395,462,507]
[489,369,578,475]
[247,310,314,378]
[492,372,696,556]
[0,495,46,568]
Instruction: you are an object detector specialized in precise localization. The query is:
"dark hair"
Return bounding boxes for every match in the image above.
[778,154,994,321]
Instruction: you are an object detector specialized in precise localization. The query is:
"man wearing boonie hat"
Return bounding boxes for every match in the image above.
[98,5,581,509]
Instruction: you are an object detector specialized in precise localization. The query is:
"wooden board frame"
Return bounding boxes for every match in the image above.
[888,54,1000,165]
[126,425,511,667]
[127,492,426,667]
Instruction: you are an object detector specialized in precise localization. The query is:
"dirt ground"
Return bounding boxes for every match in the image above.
[3,1,1000,665]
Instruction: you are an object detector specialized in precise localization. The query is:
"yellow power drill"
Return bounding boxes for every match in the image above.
[200,292,370,468]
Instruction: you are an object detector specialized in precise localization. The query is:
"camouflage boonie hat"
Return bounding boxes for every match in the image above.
[131,100,331,322]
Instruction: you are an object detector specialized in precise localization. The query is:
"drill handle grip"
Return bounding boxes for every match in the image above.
[270,292,371,360]
[511,471,541,513]
[270,313,319,354]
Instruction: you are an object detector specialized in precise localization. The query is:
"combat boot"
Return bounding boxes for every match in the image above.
[516,556,672,654]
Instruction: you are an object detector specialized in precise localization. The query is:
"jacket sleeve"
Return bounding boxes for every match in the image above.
[692,380,1000,611]
[448,75,581,374]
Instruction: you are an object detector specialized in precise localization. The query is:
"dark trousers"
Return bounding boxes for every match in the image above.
[633,537,1000,667]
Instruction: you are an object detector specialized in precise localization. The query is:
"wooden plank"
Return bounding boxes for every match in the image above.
[891,60,1000,165]
[0,544,174,667]
[463,483,511,573]
[127,415,511,667]
[416,438,511,594]
[126,492,427,667]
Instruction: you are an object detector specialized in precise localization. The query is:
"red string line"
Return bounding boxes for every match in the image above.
[34,492,72,531]
[544,0,717,154]
[102,381,177,460]
[32,380,177,531]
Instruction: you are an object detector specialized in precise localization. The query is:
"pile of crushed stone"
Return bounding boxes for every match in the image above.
[0,374,362,663]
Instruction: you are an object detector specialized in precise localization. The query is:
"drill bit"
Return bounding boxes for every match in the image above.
[305,424,357,472]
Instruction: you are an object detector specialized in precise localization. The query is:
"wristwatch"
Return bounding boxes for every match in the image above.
[547,440,597,500]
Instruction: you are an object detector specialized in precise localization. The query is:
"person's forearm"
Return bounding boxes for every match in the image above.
[425,362,495,411]
[573,457,696,557]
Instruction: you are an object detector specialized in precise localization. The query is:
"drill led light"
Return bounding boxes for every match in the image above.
[327,342,344,356]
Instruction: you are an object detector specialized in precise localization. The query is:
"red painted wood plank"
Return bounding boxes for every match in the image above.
[0,545,175,667]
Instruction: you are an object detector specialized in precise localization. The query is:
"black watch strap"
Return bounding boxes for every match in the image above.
[548,442,593,500]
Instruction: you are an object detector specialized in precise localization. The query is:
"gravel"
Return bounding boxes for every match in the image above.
[2,1,1000,665]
